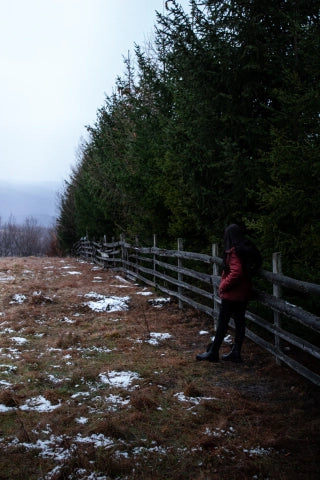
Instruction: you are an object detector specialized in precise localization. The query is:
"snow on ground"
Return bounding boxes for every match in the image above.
[0,257,274,479]
[99,370,140,389]
[148,297,170,308]
[146,332,173,345]
[83,292,130,313]
[9,293,27,304]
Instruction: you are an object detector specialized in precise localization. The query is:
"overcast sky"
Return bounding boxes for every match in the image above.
[0,0,190,186]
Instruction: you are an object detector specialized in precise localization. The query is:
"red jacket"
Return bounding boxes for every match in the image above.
[219,247,252,301]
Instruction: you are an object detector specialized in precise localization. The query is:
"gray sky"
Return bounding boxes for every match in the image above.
[0,0,189,185]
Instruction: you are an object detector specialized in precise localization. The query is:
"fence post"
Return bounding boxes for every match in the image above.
[212,243,219,330]
[120,234,125,270]
[135,236,139,277]
[178,238,184,309]
[273,252,282,365]
[153,234,157,286]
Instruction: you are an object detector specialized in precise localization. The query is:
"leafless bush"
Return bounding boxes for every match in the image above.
[0,215,56,256]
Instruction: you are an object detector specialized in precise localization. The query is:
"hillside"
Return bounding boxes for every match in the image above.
[0,256,319,479]
[0,180,60,227]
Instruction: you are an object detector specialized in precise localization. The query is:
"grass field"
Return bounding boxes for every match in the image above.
[0,256,319,480]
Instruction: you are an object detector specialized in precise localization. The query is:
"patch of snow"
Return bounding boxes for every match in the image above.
[93,276,104,282]
[146,332,173,345]
[60,316,76,324]
[75,417,89,424]
[47,374,69,384]
[0,347,21,359]
[11,336,28,345]
[74,433,116,448]
[148,297,170,308]
[0,379,12,387]
[110,284,130,288]
[9,294,27,304]
[0,364,17,374]
[32,291,53,302]
[0,273,15,282]
[205,426,235,437]
[137,291,153,296]
[114,275,131,284]
[71,391,91,399]
[99,370,140,389]
[199,330,209,335]
[20,395,61,412]
[82,346,114,355]
[84,292,129,313]
[132,444,168,456]
[104,394,130,409]
[0,327,15,334]
[0,404,15,412]
[243,446,273,456]
[174,392,217,405]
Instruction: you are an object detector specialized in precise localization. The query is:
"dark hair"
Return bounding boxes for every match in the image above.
[223,224,245,251]
[222,224,262,276]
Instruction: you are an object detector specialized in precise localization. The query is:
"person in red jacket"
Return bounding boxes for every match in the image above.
[196,223,260,363]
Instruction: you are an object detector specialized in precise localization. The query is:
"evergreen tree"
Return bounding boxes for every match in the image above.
[56,0,320,284]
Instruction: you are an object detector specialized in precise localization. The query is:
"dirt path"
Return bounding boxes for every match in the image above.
[0,256,319,480]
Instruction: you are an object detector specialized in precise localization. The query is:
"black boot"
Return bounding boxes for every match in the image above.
[196,343,219,362]
[222,343,242,363]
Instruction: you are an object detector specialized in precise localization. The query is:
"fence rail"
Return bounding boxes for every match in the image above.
[72,236,320,386]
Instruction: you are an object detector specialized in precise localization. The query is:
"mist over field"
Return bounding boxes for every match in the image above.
[0,180,60,226]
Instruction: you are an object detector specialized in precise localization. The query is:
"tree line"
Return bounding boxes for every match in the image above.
[57,0,320,284]
[0,216,57,257]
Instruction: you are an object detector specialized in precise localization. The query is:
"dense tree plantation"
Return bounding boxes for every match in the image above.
[57,0,320,283]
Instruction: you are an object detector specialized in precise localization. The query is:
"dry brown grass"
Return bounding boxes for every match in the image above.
[0,255,319,480]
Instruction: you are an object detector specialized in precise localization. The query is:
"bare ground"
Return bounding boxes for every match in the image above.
[0,256,319,480]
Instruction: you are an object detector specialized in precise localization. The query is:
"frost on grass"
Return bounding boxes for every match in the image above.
[83,292,129,312]
[243,446,273,457]
[205,426,235,437]
[174,392,217,406]
[134,332,173,346]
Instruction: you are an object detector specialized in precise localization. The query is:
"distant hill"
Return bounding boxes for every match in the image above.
[0,180,62,227]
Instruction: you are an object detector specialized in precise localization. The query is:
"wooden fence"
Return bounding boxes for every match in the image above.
[72,236,320,386]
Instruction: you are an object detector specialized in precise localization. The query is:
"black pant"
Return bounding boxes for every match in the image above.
[211,299,247,350]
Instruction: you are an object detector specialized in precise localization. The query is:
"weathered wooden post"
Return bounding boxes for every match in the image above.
[120,234,125,272]
[273,252,282,365]
[135,236,139,277]
[212,243,219,330]
[153,234,157,287]
[111,236,115,267]
[178,238,184,309]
